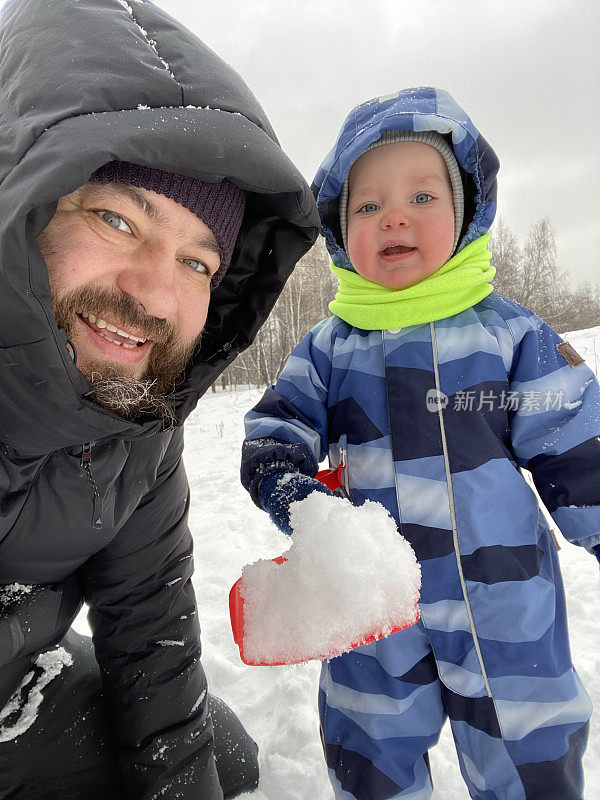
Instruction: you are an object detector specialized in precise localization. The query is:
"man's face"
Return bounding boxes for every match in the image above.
[36,183,222,419]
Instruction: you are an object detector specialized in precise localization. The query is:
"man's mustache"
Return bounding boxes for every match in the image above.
[53,285,176,344]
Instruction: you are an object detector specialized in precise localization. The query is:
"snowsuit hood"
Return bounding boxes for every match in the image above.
[0,0,320,456]
[312,86,499,271]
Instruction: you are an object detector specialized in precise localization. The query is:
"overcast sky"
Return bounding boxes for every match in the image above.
[158,0,599,287]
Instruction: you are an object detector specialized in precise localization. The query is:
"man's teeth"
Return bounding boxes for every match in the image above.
[81,311,147,346]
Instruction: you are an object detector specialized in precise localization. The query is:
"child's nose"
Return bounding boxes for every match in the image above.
[381,207,410,229]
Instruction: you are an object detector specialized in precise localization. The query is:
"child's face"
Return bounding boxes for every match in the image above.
[346,141,455,289]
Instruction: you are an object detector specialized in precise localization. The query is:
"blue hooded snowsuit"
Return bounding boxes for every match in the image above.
[241,88,599,799]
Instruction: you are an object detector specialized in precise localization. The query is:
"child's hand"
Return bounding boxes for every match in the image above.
[258,471,332,535]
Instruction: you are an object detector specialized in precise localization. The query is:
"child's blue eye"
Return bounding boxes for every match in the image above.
[359,203,379,213]
[413,193,433,204]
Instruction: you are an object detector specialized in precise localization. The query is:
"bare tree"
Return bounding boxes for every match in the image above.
[490,217,597,333]
[489,217,522,299]
[519,218,569,328]
[217,238,336,389]
[566,283,600,333]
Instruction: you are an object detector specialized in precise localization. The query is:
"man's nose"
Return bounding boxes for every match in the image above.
[116,247,179,320]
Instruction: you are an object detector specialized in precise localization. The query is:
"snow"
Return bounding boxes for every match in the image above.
[117,0,175,79]
[239,492,420,665]
[190,690,206,715]
[563,326,600,372]
[69,325,600,798]
[0,647,73,743]
[0,582,32,606]
[565,400,583,410]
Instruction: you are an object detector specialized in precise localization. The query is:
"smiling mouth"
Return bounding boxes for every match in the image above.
[79,312,149,350]
[380,245,415,256]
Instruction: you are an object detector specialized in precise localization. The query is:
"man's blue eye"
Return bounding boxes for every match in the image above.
[182,258,209,275]
[414,193,432,204]
[98,210,131,232]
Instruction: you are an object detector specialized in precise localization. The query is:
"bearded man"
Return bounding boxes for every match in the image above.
[0,1,319,798]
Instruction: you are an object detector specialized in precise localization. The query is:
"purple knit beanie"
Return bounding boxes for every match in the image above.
[89,161,246,287]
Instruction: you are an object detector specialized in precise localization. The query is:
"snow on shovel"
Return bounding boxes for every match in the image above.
[230,491,421,666]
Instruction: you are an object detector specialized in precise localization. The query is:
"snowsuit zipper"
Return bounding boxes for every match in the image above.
[80,442,104,529]
[338,435,350,499]
[430,322,493,698]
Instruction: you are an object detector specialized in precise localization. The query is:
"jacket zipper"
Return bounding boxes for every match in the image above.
[338,434,350,498]
[80,442,104,529]
[429,322,493,698]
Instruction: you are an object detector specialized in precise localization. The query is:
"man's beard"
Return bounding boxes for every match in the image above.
[52,285,199,424]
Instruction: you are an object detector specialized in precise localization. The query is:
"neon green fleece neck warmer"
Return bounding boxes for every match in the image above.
[329,234,494,330]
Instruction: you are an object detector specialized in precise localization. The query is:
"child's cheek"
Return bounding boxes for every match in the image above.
[347,225,369,270]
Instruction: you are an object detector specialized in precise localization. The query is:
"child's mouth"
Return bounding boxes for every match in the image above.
[381,245,414,255]
[379,244,416,260]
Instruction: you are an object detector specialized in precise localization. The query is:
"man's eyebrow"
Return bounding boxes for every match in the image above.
[80,183,222,258]
[193,233,222,259]
[79,183,155,216]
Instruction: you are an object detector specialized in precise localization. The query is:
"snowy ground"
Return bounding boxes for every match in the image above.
[74,326,600,798]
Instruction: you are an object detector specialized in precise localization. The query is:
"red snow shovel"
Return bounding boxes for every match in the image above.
[229,563,419,665]
[229,465,420,666]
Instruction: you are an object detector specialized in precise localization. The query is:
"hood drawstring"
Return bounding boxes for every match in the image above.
[80,442,104,529]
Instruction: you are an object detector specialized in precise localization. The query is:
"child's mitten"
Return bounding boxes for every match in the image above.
[258,471,332,535]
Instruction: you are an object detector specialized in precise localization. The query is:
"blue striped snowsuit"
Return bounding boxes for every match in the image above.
[244,303,598,798]
[242,88,599,799]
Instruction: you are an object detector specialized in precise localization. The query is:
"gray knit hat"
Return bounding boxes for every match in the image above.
[339,130,464,258]
[90,161,246,287]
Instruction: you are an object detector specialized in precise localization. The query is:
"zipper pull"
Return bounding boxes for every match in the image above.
[80,442,104,529]
[91,494,104,530]
[338,434,350,498]
[80,442,92,473]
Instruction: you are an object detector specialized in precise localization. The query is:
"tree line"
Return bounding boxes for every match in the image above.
[491,217,600,334]
[214,218,600,390]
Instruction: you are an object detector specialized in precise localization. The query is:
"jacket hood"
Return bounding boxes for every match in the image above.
[312,86,499,271]
[0,0,319,456]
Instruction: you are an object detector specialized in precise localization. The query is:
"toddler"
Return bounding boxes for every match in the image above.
[241,87,599,799]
